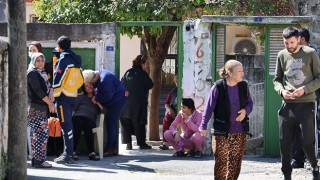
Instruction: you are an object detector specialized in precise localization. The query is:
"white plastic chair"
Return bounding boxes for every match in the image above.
[92,113,104,160]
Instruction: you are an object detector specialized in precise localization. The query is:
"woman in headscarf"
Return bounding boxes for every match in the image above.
[27,52,55,168]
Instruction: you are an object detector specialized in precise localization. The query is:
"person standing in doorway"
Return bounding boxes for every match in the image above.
[120,55,154,150]
[53,36,83,164]
[273,26,320,180]
[199,59,253,180]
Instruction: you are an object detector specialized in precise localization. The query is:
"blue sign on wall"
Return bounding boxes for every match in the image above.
[106,46,114,51]
[254,17,263,22]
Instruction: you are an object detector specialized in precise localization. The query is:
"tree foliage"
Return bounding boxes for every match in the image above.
[33,0,293,140]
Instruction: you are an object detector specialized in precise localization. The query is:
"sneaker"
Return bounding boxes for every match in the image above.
[159,144,169,150]
[291,160,304,169]
[126,143,133,150]
[313,166,320,180]
[33,161,52,168]
[54,153,75,164]
[139,143,152,149]
[194,151,202,158]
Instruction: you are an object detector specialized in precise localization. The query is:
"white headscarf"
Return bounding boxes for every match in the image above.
[28,52,51,93]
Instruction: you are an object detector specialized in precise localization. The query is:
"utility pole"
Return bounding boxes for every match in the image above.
[7,0,27,179]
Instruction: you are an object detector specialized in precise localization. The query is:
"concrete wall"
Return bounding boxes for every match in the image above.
[293,0,320,46]
[0,0,7,23]
[0,22,116,73]
[0,37,8,179]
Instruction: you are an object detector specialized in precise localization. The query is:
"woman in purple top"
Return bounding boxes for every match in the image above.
[199,59,253,180]
[164,98,205,158]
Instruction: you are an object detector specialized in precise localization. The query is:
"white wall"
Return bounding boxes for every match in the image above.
[119,35,140,77]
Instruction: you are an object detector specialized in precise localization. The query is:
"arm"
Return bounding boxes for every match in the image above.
[169,111,182,135]
[185,111,203,132]
[199,85,218,131]
[302,51,320,94]
[273,53,285,95]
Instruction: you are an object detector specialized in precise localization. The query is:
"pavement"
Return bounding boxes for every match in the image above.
[27,142,317,180]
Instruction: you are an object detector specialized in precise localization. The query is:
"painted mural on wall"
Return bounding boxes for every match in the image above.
[182,19,212,112]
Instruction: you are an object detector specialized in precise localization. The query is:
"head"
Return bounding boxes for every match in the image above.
[282,27,300,53]
[132,55,148,70]
[82,69,98,84]
[181,98,195,115]
[83,82,94,95]
[298,27,310,46]
[218,59,243,83]
[29,52,45,70]
[28,41,43,58]
[173,75,178,87]
[56,35,71,51]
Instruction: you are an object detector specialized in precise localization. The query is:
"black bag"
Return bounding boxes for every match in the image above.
[241,117,253,137]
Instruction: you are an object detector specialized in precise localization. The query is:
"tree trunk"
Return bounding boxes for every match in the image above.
[147,57,162,141]
[7,0,27,179]
[144,26,177,141]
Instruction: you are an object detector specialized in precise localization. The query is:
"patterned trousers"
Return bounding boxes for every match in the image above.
[28,115,49,162]
[212,133,246,180]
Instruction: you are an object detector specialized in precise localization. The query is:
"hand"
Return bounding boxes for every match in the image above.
[91,96,97,104]
[200,130,206,136]
[48,103,56,113]
[174,132,180,143]
[49,95,55,103]
[181,112,188,120]
[292,86,305,98]
[281,90,295,100]
[236,109,246,122]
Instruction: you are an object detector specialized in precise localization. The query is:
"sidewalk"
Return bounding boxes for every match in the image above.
[27,142,316,180]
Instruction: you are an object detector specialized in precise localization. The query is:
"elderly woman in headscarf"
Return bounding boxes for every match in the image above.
[27,52,55,168]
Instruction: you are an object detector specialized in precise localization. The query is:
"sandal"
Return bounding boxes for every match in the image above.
[172,151,186,157]
[88,152,100,161]
[33,161,52,168]
[159,144,169,150]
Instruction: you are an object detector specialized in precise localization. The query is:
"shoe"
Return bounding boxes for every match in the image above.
[54,153,75,164]
[194,151,202,158]
[172,151,186,157]
[33,161,52,168]
[159,144,169,150]
[282,173,292,180]
[139,143,152,149]
[88,152,100,161]
[313,166,320,180]
[291,160,304,169]
[126,143,132,150]
[72,152,79,161]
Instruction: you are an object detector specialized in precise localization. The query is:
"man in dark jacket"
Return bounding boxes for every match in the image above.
[53,36,83,164]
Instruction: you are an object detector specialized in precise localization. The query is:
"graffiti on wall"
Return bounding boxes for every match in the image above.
[182,20,212,111]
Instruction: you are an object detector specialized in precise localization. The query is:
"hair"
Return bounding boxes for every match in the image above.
[57,35,71,50]
[29,41,43,53]
[218,59,242,79]
[282,27,299,39]
[182,98,195,111]
[298,27,310,43]
[82,69,96,83]
[132,55,148,68]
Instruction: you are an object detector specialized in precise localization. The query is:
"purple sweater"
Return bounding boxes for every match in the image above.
[199,83,253,133]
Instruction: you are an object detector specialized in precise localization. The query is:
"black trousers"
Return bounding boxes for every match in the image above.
[279,102,317,175]
[72,116,96,154]
[120,117,147,146]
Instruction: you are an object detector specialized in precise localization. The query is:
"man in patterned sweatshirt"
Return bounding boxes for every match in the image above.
[274,26,320,180]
